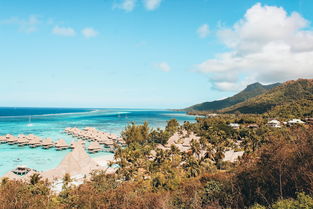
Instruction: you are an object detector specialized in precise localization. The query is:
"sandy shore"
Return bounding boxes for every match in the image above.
[92,154,115,167]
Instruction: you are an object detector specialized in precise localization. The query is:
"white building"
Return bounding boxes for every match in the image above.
[268,120,281,128]
[287,119,305,126]
[229,123,240,129]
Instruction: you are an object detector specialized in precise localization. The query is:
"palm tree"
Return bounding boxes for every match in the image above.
[30,173,42,185]
[191,139,201,160]
[63,173,72,187]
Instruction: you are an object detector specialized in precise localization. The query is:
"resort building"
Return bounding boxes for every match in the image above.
[223,150,244,162]
[88,141,102,153]
[41,143,100,181]
[165,130,200,152]
[304,118,313,125]
[207,113,218,118]
[42,138,55,149]
[7,135,18,145]
[17,137,28,146]
[55,139,69,150]
[12,165,31,175]
[229,123,240,129]
[28,137,42,148]
[0,136,6,143]
[2,165,37,181]
[65,127,120,147]
[247,124,259,129]
[287,119,305,126]
[268,120,281,128]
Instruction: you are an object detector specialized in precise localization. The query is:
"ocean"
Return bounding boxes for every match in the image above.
[0,107,196,176]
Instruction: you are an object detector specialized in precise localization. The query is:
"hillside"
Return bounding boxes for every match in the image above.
[185,82,280,112]
[220,79,313,117]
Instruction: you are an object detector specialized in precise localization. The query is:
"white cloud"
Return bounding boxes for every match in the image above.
[0,15,40,33]
[143,0,162,11]
[114,0,163,11]
[114,0,137,12]
[197,3,313,91]
[81,27,98,38]
[197,24,210,38]
[52,26,76,36]
[157,62,171,72]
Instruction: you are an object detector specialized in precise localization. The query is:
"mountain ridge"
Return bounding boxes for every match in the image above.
[185,82,281,112]
[219,78,313,117]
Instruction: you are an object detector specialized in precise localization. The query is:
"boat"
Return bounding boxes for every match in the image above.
[26,115,33,127]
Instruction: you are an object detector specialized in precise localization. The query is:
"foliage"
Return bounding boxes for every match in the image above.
[221,79,313,117]
[121,121,151,145]
[186,82,280,112]
[1,115,313,208]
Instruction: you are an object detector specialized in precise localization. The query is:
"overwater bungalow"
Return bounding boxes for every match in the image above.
[78,139,85,146]
[28,137,42,148]
[55,139,69,151]
[107,138,115,146]
[70,141,76,149]
[42,138,54,149]
[18,134,26,138]
[17,137,28,146]
[28,134,36,139]
[7,135,18,145]
[0,136,7,143]
[117,138,126,146]
[70,140,86,149]
[108,133,118,139]
[88,141,102,153]
[64,127,120,148]
[83,127,97,132]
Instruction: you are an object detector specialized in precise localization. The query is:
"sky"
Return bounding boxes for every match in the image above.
[1,0,313,109]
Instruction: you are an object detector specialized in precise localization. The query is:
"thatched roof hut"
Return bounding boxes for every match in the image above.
[41,144,100,181]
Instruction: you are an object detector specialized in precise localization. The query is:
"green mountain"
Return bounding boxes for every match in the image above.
[220,79,313,117]
[185,82,280,112]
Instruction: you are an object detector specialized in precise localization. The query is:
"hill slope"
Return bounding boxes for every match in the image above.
[220,79,313,117]
[186,82,280,112]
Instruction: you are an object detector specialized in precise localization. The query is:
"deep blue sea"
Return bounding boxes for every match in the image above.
[0,107,196,176]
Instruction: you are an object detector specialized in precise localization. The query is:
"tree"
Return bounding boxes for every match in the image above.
[30,173,42,185]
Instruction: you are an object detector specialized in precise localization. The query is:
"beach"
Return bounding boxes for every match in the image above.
[92,155,115,167]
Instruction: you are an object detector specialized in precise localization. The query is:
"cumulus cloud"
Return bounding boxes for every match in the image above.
[197,3,313,91]
[0,15,40,33]
[197,24,210,38]
[82,27,98,38]
[114,0,137,12]
[52,26,76,36]
[143,0,162,11]
[157,62,171,72]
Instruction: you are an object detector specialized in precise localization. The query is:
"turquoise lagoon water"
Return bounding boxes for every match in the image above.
[0,108,196,176]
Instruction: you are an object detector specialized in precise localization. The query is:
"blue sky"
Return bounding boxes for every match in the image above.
[1,0,313,108]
